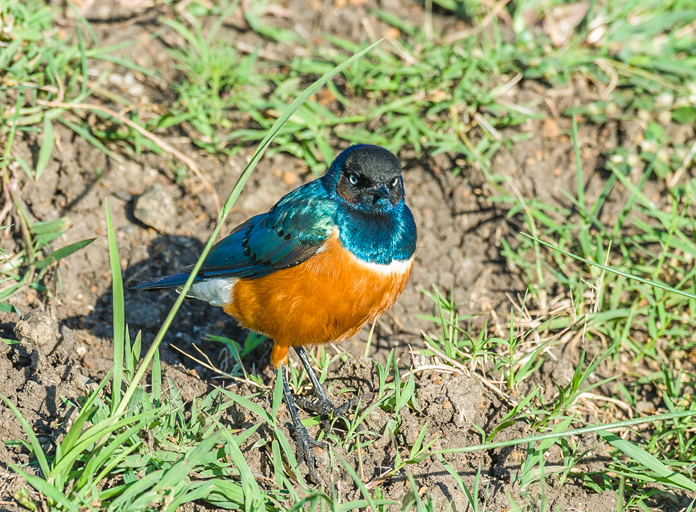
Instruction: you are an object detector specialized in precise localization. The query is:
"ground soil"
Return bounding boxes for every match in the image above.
[0,1,694,511]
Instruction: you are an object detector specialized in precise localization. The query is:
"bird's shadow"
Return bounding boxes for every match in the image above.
[62,234,267,379]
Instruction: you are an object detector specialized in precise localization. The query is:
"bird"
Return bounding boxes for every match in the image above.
[133,144,417,482]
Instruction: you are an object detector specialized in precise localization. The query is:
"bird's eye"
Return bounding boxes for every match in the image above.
[348,174,358,185]
[391,177,399,187]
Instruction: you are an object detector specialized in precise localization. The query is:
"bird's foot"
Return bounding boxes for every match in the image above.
[289,418,327,484]
[295,395,359,433]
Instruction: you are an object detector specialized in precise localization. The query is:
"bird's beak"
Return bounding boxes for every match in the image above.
[369,183,390,199]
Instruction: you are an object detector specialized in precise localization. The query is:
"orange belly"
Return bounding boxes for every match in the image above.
[223,234,413,367]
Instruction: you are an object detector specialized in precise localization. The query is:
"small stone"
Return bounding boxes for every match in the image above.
[113,190,133,201]
[73,373,98,393]
[282,171,299,185]
[542,118,561,138]
[108,73,123,86]
[83,355,97,370]
[636,400,655,414]
[134,183,177,234]
[129,83,144,96]
[384,27,400,40]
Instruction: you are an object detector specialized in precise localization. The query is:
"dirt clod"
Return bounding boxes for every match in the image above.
[134,183,177,234]
[446,375,485,427]
[14,309,59,356]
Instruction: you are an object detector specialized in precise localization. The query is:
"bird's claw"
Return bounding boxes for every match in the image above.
[295,396,359,433]
[290,420,327,484]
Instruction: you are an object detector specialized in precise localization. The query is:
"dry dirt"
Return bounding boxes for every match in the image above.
[0,1,694,511]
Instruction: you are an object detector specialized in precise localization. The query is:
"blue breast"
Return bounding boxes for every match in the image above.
[336,202,417,265]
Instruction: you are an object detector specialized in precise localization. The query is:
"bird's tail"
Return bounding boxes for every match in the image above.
[131,273,193,291]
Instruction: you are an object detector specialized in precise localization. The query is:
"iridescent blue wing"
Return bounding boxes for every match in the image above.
[199,185,336,279]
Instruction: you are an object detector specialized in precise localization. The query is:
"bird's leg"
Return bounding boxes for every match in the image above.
[280,365,326,484]
[293,346,358,433]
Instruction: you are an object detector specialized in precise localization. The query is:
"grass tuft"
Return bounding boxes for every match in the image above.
[3,0,696,508]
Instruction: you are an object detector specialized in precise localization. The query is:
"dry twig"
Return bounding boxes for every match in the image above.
[170,343,269,390]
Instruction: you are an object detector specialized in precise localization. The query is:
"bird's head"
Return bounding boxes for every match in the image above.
[323,145,404,214]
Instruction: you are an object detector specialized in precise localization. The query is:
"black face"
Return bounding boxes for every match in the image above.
[335,146,403,211]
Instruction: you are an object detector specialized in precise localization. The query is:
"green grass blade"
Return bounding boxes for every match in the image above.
[78,436,142,493]
[11,465,77,512]
[409,420,429,461]
[34,238,95,269]
[76,368,112,418]
[0,303,21,316]
[219,390,272,424]
[107,469,164,510]
[51,409,161,477]
[106,200,124,413]
[75,14,88,99]
[34,117,53,181]
[571,116,585,213]
[131,330,141,362]
[2,94,23,168]
[272,367,284,421]
[58,119,121,162]
[336,453,378,511]
[0,394,50,479]
[521,233,696,300]
[215,38,384,221]
[152,346,161,404]
[163,482,216,512]
[54,403,96,482]
[406,471,425,512]
[221,428,264,512]
[599,430,696,491]
[439,456,478,510]
[437,410,696,455]
[124,325,132,379]
[273,426,302,482]
[335,499,399,511]
[205,479,247,508]
[271,439,283,487]
[151,431,223,491]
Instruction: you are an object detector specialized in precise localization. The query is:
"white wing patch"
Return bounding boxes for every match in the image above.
[183,278,236,307]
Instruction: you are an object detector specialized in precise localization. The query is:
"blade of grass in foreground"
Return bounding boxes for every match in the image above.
[114,39,385,418]
[106,199,125,413]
